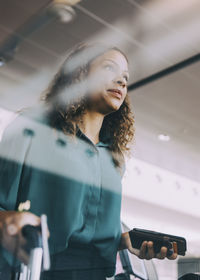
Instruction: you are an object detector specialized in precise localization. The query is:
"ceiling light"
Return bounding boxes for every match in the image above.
[53,0,81,5]
[0,57,5,67]
[49,0,82,23]
[158,134,170,142]
[53,5,76,23]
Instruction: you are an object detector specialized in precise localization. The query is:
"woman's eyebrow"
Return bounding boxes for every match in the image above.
[103,59,129,73]
[103,59,119,67]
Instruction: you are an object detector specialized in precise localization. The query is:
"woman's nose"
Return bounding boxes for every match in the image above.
[114,78,126,88]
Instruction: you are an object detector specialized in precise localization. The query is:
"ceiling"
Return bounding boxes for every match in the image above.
[0,0,200,181]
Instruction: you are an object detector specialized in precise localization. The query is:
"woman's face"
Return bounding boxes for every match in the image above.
[86,49,129,115]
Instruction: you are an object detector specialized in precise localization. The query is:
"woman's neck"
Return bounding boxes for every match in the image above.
[79,110,104,145]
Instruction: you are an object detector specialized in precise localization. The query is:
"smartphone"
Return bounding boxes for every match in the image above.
[129,228,187,256]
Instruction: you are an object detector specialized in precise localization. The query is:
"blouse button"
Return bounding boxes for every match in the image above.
[56,138,66,147]
[85,149,95,157]
[23,128,35,137]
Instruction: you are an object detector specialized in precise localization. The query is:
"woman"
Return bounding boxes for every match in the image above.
[0,43,177,280]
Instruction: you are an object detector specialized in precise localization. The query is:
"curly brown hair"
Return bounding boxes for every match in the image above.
[43,43,135,168]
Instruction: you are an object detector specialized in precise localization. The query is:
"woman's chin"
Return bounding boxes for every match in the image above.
[94,97,122,115]
[110,99,123,110]
[104,102,121,114]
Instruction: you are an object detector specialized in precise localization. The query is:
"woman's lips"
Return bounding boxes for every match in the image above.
[107,89,122,99]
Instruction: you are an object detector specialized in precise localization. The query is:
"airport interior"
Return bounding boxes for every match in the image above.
[0,0,200,279]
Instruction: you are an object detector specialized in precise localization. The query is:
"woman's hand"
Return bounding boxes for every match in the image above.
[0,211,41,264]
[119,232,177,260]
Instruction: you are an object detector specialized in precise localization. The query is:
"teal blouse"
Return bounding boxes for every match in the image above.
[0,108,122,276]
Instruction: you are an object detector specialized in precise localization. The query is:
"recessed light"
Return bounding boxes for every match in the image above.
[158,134,170,141]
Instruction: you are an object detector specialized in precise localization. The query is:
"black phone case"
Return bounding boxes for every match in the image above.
[129,228,187,256]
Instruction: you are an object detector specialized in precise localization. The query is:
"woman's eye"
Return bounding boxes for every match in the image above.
[104,64,114,71]
[124,76,128,82]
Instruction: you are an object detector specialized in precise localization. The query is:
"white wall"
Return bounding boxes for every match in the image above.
[121,156,200,279]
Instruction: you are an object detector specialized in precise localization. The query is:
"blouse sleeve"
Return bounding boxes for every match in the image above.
[0,115,33,211]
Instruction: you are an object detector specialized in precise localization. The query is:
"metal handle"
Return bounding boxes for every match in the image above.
[19,214,50,280]
[29,248,43,280]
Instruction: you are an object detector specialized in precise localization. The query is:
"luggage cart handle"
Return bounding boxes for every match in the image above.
[20,214,50,280]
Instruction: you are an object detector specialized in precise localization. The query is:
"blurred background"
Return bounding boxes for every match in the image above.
[0,0,199,279]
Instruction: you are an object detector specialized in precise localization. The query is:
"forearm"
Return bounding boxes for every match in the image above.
[118,232,130,251]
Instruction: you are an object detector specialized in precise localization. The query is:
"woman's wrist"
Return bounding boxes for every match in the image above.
[118,232,130,251]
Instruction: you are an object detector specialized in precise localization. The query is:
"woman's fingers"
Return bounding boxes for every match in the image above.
[1,211,41,264]
[167,242,178,260]
[139,241,157,259]
[156,246,168,259]
[138,241,148,259]
[16,247,30,265]
[6,223,18,236]
[2,225,29,264]
[138,241,177,260]
[127,235,178,261]
[14,212,40,228]
[167,252,178,260]
[146,241,154,259]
